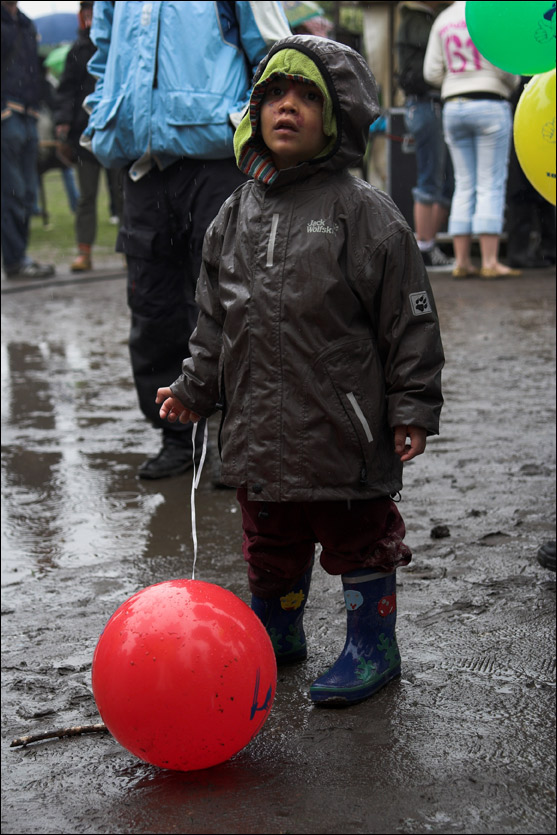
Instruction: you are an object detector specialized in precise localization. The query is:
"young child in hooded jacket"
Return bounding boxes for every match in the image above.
[157,35,444,706]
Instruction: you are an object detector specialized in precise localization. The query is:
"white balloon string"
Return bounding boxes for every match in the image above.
[190,420,209,580]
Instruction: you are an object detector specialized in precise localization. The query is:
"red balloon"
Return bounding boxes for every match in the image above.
[92,579,277,771]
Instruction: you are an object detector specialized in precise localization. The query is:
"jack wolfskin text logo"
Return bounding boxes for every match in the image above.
[409,291,432,316]
[307,219,338,234]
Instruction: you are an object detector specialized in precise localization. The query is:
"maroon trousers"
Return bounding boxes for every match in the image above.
[237,489,412,598]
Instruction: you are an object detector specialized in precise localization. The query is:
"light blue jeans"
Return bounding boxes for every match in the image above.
[443,98,512,236]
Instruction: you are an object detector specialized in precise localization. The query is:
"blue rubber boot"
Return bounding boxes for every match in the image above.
[310,569,400,705]
[251,561,313,665]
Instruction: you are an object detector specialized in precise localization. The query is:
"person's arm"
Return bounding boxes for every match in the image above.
[499,68,521,97]
[53,43,79,132]
[163,204,234,419]
[375,226,444,441]
[235,1,291,72]
[423,19,445,89]
[82,0,114,118]
[349,196,444,445]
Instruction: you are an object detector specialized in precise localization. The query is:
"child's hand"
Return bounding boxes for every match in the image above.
[156,387,200,424]
[394,425,427,462]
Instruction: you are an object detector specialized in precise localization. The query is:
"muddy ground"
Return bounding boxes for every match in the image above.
[1,260,555,835]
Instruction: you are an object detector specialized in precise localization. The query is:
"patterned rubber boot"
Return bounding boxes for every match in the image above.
[251,561,313,665]
[310,569,400,706]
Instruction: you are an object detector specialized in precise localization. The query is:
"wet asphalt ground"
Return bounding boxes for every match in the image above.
[1,255,555,834]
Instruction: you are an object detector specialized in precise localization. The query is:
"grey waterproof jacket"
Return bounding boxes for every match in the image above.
[170,35,444,503]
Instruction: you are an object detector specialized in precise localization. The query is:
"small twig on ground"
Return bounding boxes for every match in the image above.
[11,723,109,748]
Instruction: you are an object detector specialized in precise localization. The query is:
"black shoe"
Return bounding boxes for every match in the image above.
[138,444,196,480]
[421,245,454,271]
[5,260,55,279]
[537,541,556,572]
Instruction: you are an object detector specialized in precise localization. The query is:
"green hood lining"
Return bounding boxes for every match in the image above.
[234,47,338,184]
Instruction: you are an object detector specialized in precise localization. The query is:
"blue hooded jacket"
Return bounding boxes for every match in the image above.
[82,1,290,172]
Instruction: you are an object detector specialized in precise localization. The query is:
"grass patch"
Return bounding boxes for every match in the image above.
[28,169,121,263]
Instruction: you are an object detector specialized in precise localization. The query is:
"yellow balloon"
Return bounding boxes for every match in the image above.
[514,69,556,206]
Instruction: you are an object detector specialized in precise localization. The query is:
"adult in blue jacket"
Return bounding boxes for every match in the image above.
[82,1,290,479]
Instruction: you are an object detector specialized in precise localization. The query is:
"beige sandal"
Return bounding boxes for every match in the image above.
[452,265,480,279]
[479,266,522,279]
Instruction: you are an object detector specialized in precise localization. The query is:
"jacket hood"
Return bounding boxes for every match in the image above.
[234,34,380,184]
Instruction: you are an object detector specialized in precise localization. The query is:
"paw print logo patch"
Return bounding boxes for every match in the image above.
[409,291,432,316]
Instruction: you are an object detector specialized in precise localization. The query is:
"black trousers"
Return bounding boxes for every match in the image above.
[117,157,246,449]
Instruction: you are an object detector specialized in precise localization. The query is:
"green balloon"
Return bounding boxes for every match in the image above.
[466,1,556,75]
